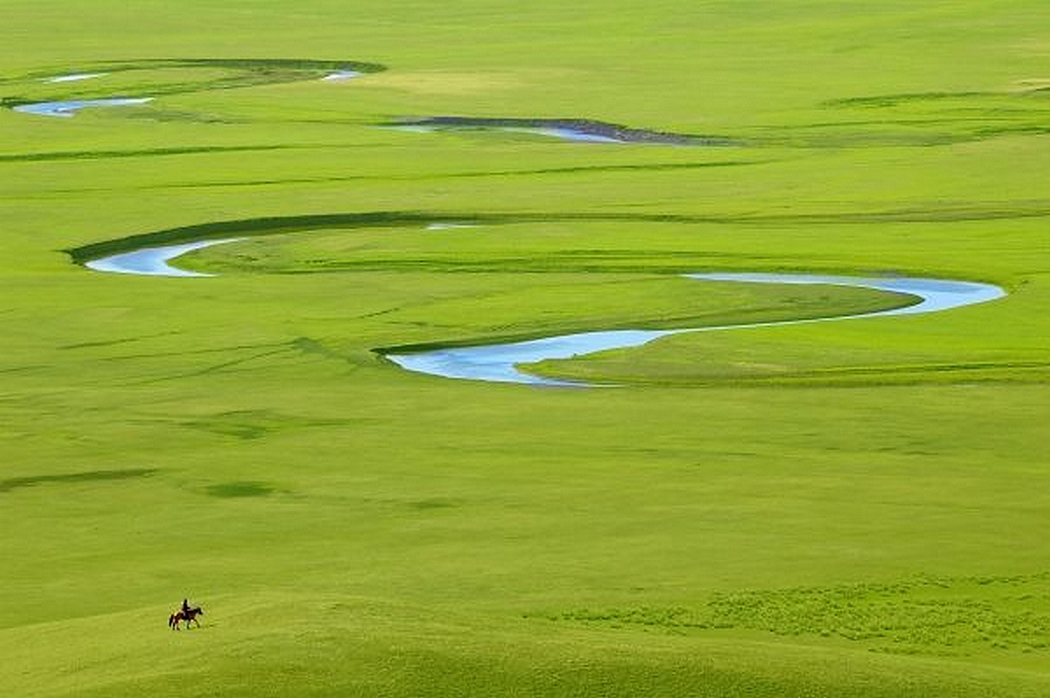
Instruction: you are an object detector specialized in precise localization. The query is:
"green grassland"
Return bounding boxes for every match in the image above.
[3,1,1050,695]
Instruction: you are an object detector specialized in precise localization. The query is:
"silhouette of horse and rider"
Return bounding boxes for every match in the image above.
[169,598,204,630]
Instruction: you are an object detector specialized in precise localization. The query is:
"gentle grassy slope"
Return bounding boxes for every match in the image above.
[2,1,1050,695]
[10,596,1050,697]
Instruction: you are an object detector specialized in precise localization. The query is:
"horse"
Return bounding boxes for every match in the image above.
[168,605,204,630]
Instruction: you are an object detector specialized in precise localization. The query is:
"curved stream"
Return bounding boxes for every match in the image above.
[8,58,384,118]
[14,97,153,117]
[387,274,1004,386]
[81,240,1006,386]
[84,239,239,276]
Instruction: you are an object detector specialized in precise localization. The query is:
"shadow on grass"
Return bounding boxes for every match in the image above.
[0,145,292,163]
[0,468,158,493]
[203,481,277,498]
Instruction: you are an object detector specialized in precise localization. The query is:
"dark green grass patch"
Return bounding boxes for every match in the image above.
[179,408,353,440]
[65,200,1050,268]
[0,145,290,163]
[202,481,277,498]
[0,468,158,493]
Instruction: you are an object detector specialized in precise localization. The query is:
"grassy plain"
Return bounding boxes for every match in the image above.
[3,1,1050,695]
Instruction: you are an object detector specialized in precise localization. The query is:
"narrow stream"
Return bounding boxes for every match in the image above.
[385,274,1004,386]
[14,97,153,117]
[79,240,1006,387]
[84,239,238,276]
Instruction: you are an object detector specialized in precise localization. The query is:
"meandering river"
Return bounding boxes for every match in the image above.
[80,239,1006,386]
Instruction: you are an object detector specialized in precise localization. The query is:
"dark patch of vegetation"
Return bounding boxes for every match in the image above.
[802,90,1050,147]
[179,408,351,440]
[408,498,459,510]
[203,481,277,498]
[117,109,240,124]
[445,160,764,177]
[120,161,763,192]
[65,211,455,263]
[0,145,289,163]
[153,57,386,74]
[59,331,176,350]
[449,160,764,178]
[823,91,999,108]
[67,200,1050,268]
[0,468,158,493]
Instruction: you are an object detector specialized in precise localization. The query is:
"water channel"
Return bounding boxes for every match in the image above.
[80,239,1007,386]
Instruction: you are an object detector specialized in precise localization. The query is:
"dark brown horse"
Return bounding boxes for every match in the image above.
[169,605,204,630]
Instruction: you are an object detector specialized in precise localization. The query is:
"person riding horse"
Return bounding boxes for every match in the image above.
[170,598,204,630]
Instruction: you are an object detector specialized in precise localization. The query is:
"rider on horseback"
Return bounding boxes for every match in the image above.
[170,598,203,630]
